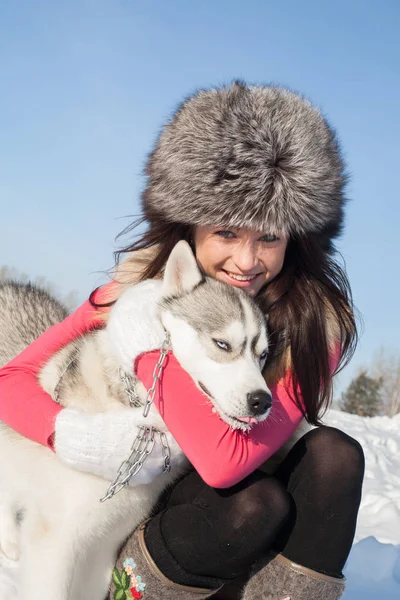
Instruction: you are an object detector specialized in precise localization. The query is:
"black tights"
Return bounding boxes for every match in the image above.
[145,426,365,588]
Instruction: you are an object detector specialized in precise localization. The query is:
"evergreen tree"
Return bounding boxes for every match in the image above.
[340,370,382,417]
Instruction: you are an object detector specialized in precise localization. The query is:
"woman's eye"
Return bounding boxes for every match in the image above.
[260,234,279,243]
[213,339,232,352]
[215,230,235,239]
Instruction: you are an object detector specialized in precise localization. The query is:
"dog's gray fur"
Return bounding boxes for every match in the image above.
[160,275,266,346]
[0,282,68,366]
[0,282,128,410]
[143,81,347,251]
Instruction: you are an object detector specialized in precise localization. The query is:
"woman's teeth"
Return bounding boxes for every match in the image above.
[226,272,257,281]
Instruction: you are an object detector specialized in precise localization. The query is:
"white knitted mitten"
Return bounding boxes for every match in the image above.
[55,408,184,484]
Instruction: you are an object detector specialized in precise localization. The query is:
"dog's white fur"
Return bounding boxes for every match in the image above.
[0,241,271,600]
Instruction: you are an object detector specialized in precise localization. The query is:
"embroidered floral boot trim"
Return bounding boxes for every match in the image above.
[109,521,219,600]
[241,553,345,600]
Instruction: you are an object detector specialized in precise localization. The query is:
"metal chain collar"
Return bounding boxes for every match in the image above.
[118,368,142,408]
[100,332,172,502]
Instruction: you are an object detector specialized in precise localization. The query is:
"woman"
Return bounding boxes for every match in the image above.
[0,82,364,600]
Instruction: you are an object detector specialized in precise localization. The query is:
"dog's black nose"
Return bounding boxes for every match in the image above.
[247,390,272,416]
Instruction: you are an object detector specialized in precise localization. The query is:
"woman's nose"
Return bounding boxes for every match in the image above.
[232,246,259,272]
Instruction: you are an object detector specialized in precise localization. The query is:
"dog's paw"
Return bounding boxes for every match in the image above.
[0,497,20,562]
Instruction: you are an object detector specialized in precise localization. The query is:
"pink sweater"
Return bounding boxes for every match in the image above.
[0,286,309,488]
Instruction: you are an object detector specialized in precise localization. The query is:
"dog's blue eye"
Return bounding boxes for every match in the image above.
[214,339,231,352]
[260,350,267,361]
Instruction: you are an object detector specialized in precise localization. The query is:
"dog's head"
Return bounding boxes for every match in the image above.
[159,241,272,431]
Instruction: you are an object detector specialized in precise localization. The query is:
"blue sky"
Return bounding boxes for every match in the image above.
[0,0,399,396]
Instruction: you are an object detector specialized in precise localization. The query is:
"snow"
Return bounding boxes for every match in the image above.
[324,410,400,599]
[1,409,399,598]
[344,537,400,599]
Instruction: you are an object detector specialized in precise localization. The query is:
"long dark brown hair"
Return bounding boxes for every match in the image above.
[93,217,357,425]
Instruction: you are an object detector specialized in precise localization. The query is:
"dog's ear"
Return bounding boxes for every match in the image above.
[162,240,203,296]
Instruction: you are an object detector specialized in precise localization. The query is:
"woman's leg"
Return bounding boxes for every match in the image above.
[242,426,365,600]
[110,469,292,599]
[145,469,292,585]
[274,426,365,577]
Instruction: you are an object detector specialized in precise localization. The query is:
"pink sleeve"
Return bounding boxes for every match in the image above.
[0,292,108,448]
[135,352,305,488]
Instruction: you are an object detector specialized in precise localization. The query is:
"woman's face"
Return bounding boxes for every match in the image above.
[193,225,288,297]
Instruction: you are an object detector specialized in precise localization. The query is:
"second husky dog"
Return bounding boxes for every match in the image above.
[0,241,271,600]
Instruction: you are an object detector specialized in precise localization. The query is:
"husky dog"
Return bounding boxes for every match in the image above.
[0,241,271,600]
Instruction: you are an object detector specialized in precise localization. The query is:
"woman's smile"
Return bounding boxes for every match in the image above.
[220,269,263,289]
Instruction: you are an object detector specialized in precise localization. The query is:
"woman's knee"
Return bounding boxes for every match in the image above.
[303,426,365,482]
[226,472,292,530]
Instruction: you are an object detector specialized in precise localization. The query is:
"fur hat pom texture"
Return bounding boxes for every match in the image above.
[142,81,348,250]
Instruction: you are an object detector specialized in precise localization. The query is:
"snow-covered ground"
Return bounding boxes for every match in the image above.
[0,409,399,598]
[325,410,400,599]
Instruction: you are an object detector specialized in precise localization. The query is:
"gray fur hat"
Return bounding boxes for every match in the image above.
[142,81,347,250]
